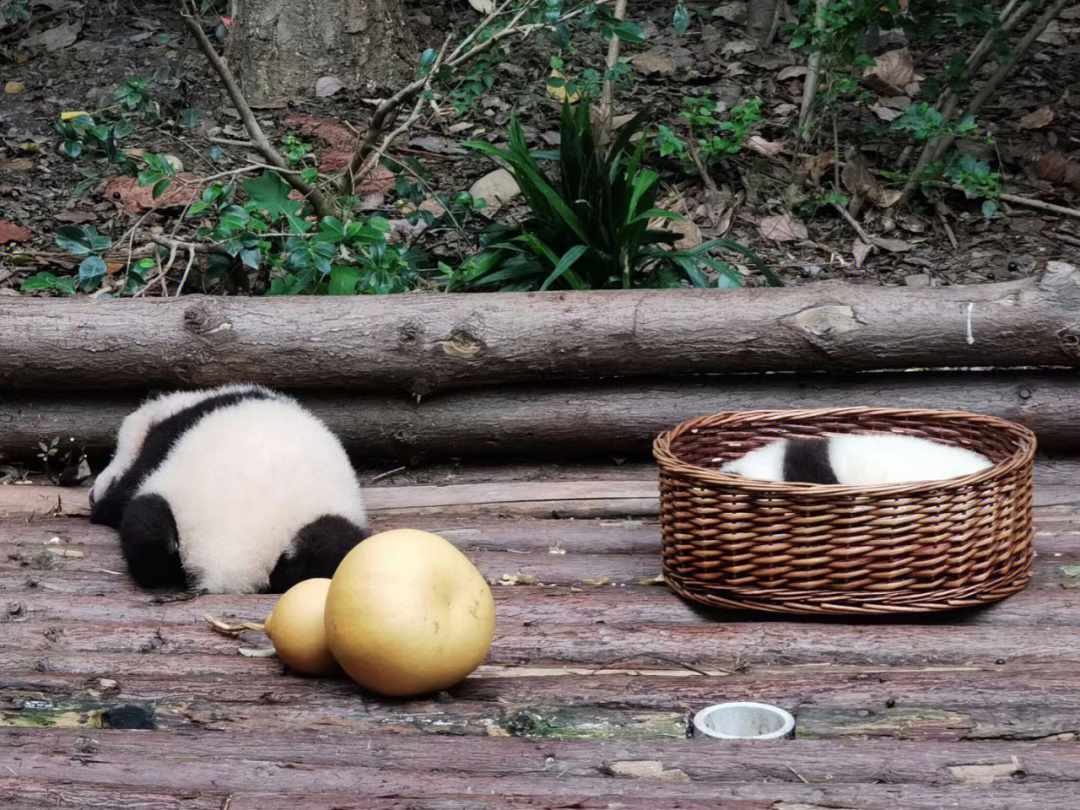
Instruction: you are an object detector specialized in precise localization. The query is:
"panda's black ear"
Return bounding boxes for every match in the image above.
[119,494,186,589]
[267,516,368,593]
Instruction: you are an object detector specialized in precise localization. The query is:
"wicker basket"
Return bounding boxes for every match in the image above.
[652,408,1036,615]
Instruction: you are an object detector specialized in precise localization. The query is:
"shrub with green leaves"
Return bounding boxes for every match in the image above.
[187,171,425,296]
[21,226,155,296]
[656,96,762,171]
[451,101,778,291]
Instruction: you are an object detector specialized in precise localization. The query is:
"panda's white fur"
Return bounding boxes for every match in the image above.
[91,384,259,506]
[720,433,992,486]
[92,384,368,593]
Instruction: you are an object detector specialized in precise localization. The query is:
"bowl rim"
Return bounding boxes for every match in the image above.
[693,701,796,740]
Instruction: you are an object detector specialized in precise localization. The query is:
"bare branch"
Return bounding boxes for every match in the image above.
[173,0,337,217]
[598,0,628,144]
[899,0,1068,206]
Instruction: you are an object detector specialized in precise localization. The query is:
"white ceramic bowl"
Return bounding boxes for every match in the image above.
[693,702,795,740]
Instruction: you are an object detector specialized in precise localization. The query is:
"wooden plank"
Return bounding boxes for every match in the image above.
[8,511,1080,556]
[1,514,663,554]
[3,655,1079,741]
[0,783,759,810]
[0,481,659,521]
[0,780,224,810]
[5,577,1080,631]
[4,608,1080,667]
[4,729,1080,809]
[2,532,1077,601]
[4,474,1077,522]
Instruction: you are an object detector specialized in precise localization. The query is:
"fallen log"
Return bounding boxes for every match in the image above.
[2,368,1077,461]
[2,263,1078,394]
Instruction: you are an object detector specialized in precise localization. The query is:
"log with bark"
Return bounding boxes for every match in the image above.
[2,369,1076,461]
[2,263,1078,395]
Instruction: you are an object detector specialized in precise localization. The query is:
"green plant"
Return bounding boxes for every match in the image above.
[1,0,30,23]
[186,171,426,295]
[281,133,315,165]
[943,152,1000,217]
[20,227,156,296]
[453,100,778,291]
[545,54,634,103]
[137,152,179,199]
[656,96,763,170]
[114,77,154,113]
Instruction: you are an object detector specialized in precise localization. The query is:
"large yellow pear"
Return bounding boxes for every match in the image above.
[264,578,337,675]
[324,529,495,696]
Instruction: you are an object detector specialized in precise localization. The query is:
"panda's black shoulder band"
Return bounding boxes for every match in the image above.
[90,387,275,528]
[782,437,839,485]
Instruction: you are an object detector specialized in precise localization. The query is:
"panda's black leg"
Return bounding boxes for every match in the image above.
[119,494,187,589]
[267,516,368,593]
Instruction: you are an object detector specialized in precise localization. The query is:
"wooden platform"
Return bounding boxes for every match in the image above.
[3,462,1080,809]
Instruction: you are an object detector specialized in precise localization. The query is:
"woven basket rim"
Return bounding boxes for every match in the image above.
[653,407,1037,496]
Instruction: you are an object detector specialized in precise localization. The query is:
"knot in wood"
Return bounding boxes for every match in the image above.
[439,329,484,360]
[183,303,232,340]
[1057,326,1080,360]
[790,305,860,343]
[398,323,424,349]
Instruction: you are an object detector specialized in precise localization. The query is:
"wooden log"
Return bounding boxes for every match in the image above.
[5,729,1080,808]
[4,368,1080,461]
[2,263,1078,394]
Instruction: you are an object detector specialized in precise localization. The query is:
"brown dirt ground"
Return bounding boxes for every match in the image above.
[0,0,1078,292]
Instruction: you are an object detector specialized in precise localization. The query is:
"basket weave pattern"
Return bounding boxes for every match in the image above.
[653,408,1036,615]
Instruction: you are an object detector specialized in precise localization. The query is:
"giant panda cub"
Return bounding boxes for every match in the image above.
[720,433,992,487]
[90,384,369,593]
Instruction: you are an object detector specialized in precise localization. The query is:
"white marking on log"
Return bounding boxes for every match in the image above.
[965,302,975,345]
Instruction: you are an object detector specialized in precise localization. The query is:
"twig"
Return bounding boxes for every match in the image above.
[898,2,1033,171]
[205,614,265,635]
[833,202,873,245]
[999,192,1080,220]
[173,0,336,218]
[174,246,197,297]
[349,35,453,191]
[797,0,828,140]
[899,0,1069,206]
[938,209,959,251]
[338,0,598,195]
[0,4,69,46]
[369,465,407,484]
[685,137,718,194]
[1050,231,1080,249]
[598,0,628,144]
[763,0,784,48]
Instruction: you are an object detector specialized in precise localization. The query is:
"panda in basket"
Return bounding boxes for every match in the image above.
[719,433,993,487]
[89,384,369,593]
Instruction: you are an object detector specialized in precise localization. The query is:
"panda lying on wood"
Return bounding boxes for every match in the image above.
[719,433,992,486]
[90,384,369,593]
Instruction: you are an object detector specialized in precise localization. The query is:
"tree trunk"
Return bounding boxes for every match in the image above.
[228,0,415,105]
[3,370,1076,462]
[1,264,1078,394]
[746,0,781,45]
